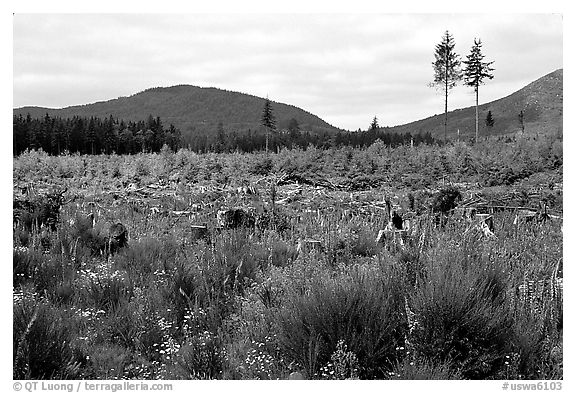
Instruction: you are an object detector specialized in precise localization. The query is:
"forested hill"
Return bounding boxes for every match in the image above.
[14,69,562,144]
[14,85,341,140]
[382,69,563,140]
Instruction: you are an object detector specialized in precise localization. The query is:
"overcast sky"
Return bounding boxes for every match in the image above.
[13,13,562,131]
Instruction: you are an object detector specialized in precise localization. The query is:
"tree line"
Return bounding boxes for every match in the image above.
[195,118,437,153]
[14,111,437,156]
[13,113,182,156]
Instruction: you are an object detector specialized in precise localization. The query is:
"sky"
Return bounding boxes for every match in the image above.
[13,13,563,131]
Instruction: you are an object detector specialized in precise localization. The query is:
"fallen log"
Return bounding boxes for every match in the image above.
[277,173,337,190]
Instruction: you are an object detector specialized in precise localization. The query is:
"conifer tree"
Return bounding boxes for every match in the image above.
[432,30,462,143]
[369,116,379,131]
[463,38,495,143]
[485,110,495,129]
[261,97,276,153]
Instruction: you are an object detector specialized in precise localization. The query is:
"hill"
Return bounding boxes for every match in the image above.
[14,85,341,138]
[384,69,563,140]
[14,69,562,142]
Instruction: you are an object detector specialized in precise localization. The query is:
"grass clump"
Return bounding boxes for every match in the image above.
[14,294,84,379]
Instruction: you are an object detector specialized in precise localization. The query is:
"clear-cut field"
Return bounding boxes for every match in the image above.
[13,136,563,380]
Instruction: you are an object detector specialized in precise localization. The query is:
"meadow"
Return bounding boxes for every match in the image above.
[13,133,562,380]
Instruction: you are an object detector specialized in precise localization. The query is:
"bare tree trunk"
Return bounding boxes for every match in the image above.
[444,70,448,143]
[475,86,479,144]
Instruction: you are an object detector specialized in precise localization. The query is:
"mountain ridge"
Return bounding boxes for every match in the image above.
[14,85,342,139]
[14,69,562,141]
[383,69,562,139]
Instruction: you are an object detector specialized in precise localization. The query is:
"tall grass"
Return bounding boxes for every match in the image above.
[14,294,84,379]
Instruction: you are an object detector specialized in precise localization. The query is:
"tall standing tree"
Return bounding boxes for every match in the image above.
[463,38,495,143]
[261,97,276,153]
[432,30,462,143]
[369,116,379,131]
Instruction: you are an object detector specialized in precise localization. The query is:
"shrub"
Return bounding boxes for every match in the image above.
[13,188,67,232]
[408,257,514,379]
[430,185,462,214]
[250,154,274,176]
[277,264,407,379]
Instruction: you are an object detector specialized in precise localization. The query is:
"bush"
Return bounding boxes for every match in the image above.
[277,264,407,379]
[13,188,66,232]
[408,257,514,379]
[430,185,462,214]
[250,154,274,176]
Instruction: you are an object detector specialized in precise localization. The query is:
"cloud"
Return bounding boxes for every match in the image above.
[13,13,562,130]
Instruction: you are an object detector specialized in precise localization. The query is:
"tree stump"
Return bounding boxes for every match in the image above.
[216,208,255,229]
[190,225,210,242]
[296,239,324,254]
[108,222,128,254]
